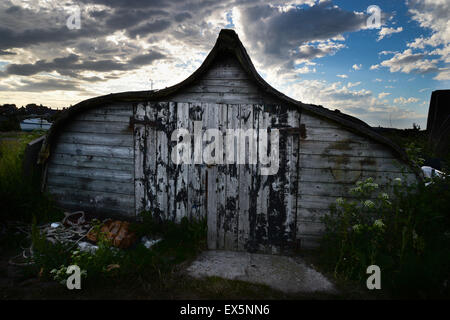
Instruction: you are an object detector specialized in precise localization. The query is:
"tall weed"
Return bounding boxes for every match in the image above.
[321,176,450,298]
[0,132,62,223]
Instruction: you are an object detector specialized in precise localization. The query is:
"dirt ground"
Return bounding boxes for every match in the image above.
[0,243,380,300]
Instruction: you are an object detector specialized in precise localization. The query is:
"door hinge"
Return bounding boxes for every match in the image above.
[129,117,163,129]
[272,124,307,139]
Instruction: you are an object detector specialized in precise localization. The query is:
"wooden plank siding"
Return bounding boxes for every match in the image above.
[295,112,418,248]
[169,56,279,105]
[46,104,135,217]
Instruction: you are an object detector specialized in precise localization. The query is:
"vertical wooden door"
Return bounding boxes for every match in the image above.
[208,104,301,253]
[133,102,300,253]
[133,102,207,222]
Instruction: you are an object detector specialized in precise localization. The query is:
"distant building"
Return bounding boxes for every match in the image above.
[20,118,52,131]
[427,90,450,157]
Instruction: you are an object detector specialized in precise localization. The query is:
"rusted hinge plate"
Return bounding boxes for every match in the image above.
[129,117,163,129]
[272,124,307,139]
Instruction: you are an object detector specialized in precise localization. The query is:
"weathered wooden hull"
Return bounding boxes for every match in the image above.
[43,29,420,253]
[45,100,418,252]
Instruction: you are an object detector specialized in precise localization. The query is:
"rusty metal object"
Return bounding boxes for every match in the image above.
[87,220,136,249]
[276,124,307,139]
[129,116,163,129]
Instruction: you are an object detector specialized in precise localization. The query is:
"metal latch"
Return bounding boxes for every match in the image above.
[272,124,307,139]
[129,117,163,129]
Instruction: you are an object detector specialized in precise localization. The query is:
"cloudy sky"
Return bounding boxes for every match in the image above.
[0,0,449,128]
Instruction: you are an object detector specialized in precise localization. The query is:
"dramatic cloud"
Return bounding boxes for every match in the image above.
[393,96,420,104]
[407,0,450,48]
[11,78,84,92]
[378,92,391,99]
[377,26,403,41]
[233,0,367,72]
[347,81,361,88]
[1,50,166,79]
[0,0,445,128]
[379,51,397,55]
[127,19,172,38]
[0,0,369,83]
[380,49,439,74]
[284,79,425,128]
[378,0,450,80]
[295,41,346,64]
[0,49,16,56]
[434,68,450,81]
[129,51,167,66]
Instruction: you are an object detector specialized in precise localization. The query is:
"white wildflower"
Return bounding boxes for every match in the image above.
[363,200,375,209]
[350,186,363,194]
[373,219,384,229]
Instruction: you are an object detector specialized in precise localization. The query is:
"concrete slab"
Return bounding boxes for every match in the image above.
[186,250,337,294]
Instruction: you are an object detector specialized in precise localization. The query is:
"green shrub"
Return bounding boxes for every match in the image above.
[50,264,87,286]
[404,142,425,168]
[30,219,73,274]
[31,214,207,288]
[321,176,450,298]
[0,132,62,223]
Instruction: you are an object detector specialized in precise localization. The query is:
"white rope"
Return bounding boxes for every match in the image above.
[8,211,93,267]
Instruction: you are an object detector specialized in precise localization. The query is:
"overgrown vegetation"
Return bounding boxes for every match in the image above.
[377,124,450,172]
[28,212,207,289]
[320,175,450,298]
[0,131,62,223]
[12,214,322,299]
